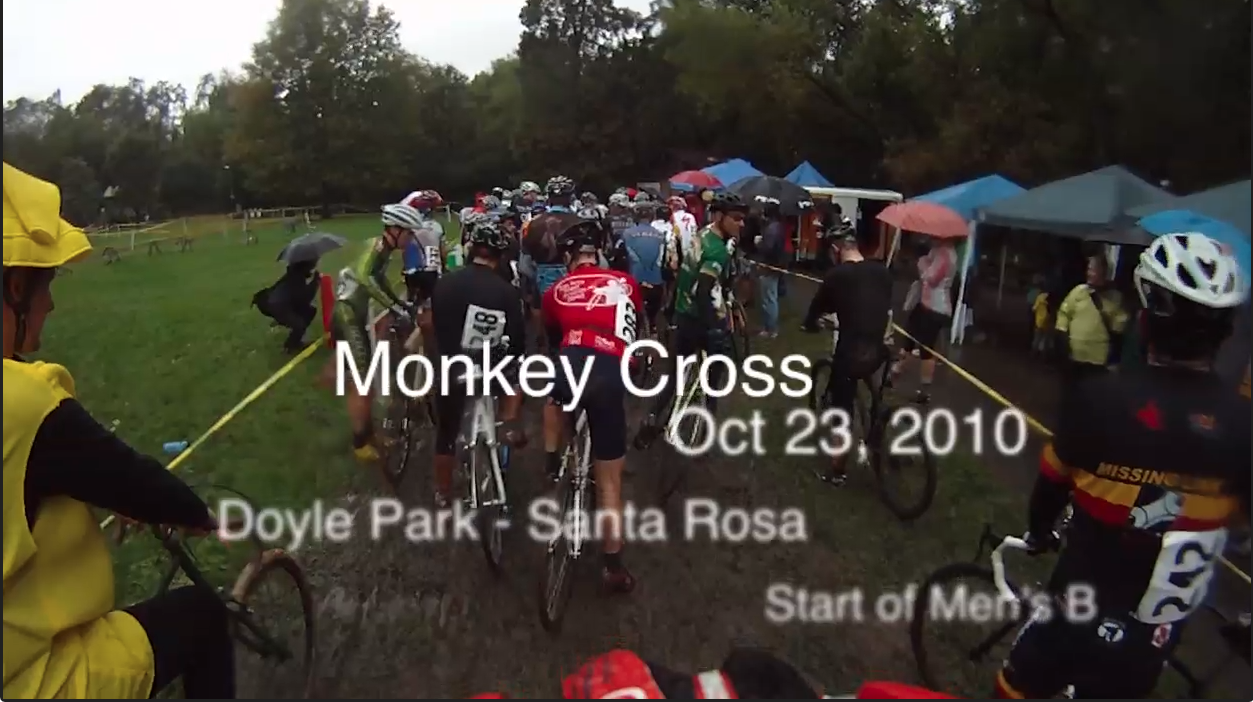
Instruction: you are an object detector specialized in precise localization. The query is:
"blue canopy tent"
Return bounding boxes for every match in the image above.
[784,161,834,188]
[702,158,765,188]
[1126,179,1251,238]
[889,175,1026,344]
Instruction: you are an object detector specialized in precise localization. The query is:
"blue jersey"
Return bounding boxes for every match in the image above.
[621,223,667,286]
[402,241,423,273]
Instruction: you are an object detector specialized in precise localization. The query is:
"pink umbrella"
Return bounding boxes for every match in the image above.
[670,170,723,191]
[876,201,970,239]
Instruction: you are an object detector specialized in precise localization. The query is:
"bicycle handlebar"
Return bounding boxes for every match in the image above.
[988,533,1030,602]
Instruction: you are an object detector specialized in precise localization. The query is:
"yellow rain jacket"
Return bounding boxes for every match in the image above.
[2,361,155,699]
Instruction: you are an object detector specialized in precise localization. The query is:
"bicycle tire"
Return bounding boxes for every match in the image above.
[909,561,1024,693]
[729,300,751,361]
[472,439,506,576]
[537,463,582,633]
[231,549,317,698]
[869,401,937,522]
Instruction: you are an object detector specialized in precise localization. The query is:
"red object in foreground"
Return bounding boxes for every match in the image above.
[853,681,959,699]
[875,200,970,240]
[319,272,335,347]
[670,169,723,190]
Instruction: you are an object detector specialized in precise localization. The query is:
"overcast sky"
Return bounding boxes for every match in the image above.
[3,0,655,103]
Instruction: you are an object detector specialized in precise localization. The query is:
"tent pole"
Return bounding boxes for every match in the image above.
[950,220,978,346]
[996,244,1007,310]
[886,225,902,265]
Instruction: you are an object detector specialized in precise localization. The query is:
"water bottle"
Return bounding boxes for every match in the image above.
[163,440,189,455]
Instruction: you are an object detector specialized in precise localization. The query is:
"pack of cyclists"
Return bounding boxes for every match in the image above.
[5,160,1249,699]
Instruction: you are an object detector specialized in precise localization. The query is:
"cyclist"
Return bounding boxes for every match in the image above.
[523,176,582,347]
[634,191,748,450]
[2,163,232,699]
[517,180,542,217]
[620,200,669,339]
[995,232,1251,699]
[403,190,447,310]
[329,202,424,462]
[668,195,698,256]
[429,220,528,508]
[474,647,957,698]
[607,191,633,236]
[541,219,643,593]
[799,223,893,486]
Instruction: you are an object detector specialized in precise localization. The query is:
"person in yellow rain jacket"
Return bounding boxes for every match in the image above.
[2,163,232,699]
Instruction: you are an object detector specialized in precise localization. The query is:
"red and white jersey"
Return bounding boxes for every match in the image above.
[541,264,643,359]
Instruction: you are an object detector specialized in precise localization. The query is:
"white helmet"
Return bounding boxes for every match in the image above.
[608,193,630,208]
[519,180,541,195]
[381,202,425,231]
[1134,232,1248,310]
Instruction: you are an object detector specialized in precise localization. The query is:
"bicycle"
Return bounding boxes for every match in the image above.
[654,349,710,504]
[908,519,1220,698]
[119,489,315,698]
[725,286,751,362]
[453,342,514,575]
[537,406,594,633]
[377,303,436,492]
[809,317,936,521]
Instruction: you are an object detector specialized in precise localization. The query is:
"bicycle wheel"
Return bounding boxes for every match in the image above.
[909,562,1025,695]
[869,401,937,521]
[472,438,506,575]
[231,550,316,698]
[728,300,751,361]
[537,421,590,633]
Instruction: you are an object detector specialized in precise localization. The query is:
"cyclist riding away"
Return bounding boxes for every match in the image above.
[330,202,424,462]
[541,219,643,594]
[607,192,634,243]
[2,163,233,699]
[634,191,748,450]
[800,222,893,486]
[429,220,528,508]
[996,232,1250,699]
[621,200,669,340]
[403,190,447,308]
[668,195,698,258]
[522,176,582,347]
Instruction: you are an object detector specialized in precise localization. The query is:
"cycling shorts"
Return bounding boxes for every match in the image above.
[405,271,440,303]
[331,305,373,384]
[998,604,1180,699]
[823,344,889,414]
[550,346,627,461]
[640,283,664,328]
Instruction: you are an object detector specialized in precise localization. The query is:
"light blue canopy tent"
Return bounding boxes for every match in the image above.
[784,161,834,188]
[884,175,1026,344]
[1126,179,1250,238]
[701,158,765,187]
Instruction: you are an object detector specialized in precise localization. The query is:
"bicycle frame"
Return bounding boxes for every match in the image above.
[457,364,508,511]
[155,528,293,661]
[664,350,706,446]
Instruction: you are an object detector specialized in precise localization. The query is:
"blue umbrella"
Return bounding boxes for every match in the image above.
[1137,209,1251,276]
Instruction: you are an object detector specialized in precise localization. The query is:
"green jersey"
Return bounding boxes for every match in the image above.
[335,237,403,317]
[674,226,730,320]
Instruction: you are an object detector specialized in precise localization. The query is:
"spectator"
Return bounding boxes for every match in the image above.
[1054,254,1128,382]
[1030,284,1052,358]
[892,236,959,403]
[252,260,321,353]
[754,204,787,339]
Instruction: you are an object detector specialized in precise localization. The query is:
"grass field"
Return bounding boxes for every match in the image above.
[34,213,1242,698]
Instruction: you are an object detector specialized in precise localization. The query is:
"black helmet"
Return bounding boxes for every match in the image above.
[556,220,602,254]
[546,175,576,197]
[708,191,749,214]
[823,216,855,241]
[466,221,510,253]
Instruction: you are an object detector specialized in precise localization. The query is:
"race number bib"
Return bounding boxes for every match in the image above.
[423,245,441,272]
[459,303,507,351]
[336,267,359,300]
[1133,528,1227,625]
[614,296,639,345]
